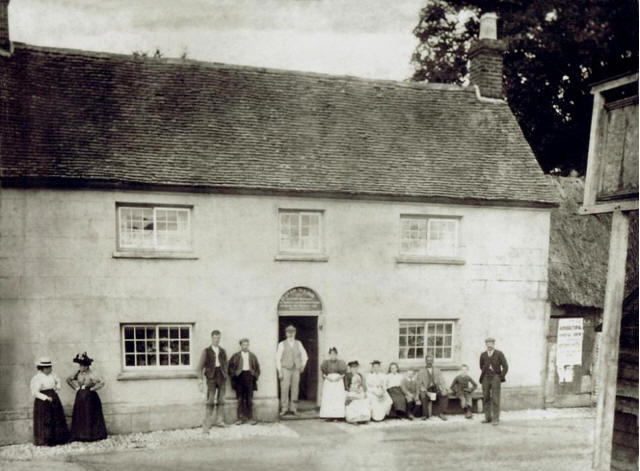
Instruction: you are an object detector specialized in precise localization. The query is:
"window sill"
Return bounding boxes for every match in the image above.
[397,360,461,372]
[274,253,329,262]
[112,251,198,260]
[117,370,199,381]
[396,255,465,265]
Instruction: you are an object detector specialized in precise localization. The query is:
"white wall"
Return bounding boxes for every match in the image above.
[0,188,551,430]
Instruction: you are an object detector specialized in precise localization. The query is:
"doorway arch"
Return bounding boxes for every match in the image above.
[277,287,322,404]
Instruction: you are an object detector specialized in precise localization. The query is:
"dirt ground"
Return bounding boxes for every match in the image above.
[0,411,594,471]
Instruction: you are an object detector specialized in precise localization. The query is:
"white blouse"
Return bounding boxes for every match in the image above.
[366,372,386,391]
[30,371,61,401]
[385,372,404,389]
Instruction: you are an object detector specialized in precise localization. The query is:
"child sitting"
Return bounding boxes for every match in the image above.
[450,364,478,419]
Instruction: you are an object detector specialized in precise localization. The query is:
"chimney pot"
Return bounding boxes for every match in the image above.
[479,12,498,40]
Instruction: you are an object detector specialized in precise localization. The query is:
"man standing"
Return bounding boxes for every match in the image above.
[417,354,449,421]
[479,337,508,426]
[197,330,229,431]
[228,338,261,425]
[276,325,308,416]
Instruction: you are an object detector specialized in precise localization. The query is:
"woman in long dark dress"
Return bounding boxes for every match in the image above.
[31,357,69,446]
[385,362,408,418]
[66,352,107,442]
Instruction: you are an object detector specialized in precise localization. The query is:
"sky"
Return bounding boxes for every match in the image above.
[9,0,427,80]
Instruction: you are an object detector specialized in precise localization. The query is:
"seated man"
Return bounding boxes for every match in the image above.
[417,354,449,421]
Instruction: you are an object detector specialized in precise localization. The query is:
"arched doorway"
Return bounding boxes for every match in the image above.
[277,287,322,404]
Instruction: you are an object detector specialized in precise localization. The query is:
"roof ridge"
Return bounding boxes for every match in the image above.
[11,41,473,93]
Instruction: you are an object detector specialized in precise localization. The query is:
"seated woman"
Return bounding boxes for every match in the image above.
[344,361,370,424]
[385,362,408,418]
[319,347,347,421]
[366,360,392,421]
[31,357,69,446]
[66,352,107,442]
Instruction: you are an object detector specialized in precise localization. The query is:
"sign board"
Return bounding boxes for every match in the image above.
[277,287,322,314]
[581,73,639,215]
[557,317,584,367]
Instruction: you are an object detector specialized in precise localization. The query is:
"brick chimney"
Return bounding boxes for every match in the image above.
[469,12,505,99]
[0,0,11,56]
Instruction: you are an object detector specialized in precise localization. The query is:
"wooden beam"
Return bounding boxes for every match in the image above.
[583,92,605,208]
[579,200,639,215]
[593,210,630,470]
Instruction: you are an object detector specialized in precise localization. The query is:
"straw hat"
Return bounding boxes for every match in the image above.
[35,356,52,367]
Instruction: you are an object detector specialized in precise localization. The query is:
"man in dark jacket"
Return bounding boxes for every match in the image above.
[228,338,261,425]
[479,337,508,426]
[197,330,229,431]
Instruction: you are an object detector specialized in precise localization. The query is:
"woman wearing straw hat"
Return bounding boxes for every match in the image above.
[30,357,69,446]
[66,352,107,441]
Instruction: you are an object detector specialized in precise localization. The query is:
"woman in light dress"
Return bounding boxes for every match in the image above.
[344,361,370,424]
[30,357,69,446]
[319,347,348,420]
[366,360,392,421]
[385,362,408,418]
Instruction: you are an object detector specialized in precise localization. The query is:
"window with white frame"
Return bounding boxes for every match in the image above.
[279,210,322,253]
[121,324,192,369]
[117,205,192,252]
[400,215,459,257]
[399,320,455,361]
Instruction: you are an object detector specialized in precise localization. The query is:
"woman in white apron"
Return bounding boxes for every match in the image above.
[366,360,392,421]
[319,347,347,420]
[345,361,371,424]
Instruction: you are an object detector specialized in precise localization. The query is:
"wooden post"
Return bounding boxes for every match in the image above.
[593,209,630,470]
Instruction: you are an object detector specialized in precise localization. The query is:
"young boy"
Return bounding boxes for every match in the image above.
[400,369,421,419]
[450,364,478,419]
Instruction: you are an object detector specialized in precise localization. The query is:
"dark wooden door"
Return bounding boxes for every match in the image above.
[278,316,318,401]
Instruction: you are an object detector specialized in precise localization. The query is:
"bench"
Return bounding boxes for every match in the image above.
[448,391,484,413]
[423,391,484,416]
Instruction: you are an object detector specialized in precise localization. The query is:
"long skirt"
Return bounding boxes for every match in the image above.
[345,395,371,423]
[33,390,69,446]
[319,374,346,418]
[368,389,392,421]
[387,386,407,417]
[71,389,108,442]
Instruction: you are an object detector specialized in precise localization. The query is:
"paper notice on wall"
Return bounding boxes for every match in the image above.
[556,317,583,367]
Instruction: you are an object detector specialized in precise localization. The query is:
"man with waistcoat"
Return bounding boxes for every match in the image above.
[479,337,508,426]
[228,338,261,425]
[276,325,308,416]
[417,354,449,421]
[197,330,229,431]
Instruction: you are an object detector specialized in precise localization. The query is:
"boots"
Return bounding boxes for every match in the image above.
[464,406,472,419]
[203,404,214,433]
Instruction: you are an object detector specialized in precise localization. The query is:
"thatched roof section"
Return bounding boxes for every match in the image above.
[548,176,611,308]
[548,176,638,308]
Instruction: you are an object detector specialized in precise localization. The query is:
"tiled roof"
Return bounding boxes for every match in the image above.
[0,43,556,205]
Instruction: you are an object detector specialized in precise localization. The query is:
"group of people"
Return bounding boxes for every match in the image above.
[30,353,107,446]
[316,336,509,425]
[319,352,474,424]
[30,324,508,446]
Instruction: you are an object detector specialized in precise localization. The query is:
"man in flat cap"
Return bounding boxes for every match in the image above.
[479,337,508,425]
[276,325,308,416]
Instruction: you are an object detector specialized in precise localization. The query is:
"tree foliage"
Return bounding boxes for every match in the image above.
[411,0,638,174]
